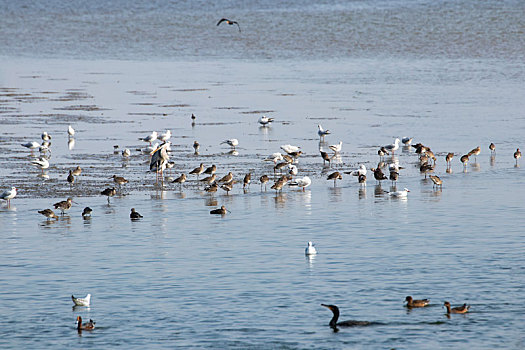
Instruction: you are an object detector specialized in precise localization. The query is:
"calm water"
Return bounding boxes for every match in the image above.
[1,0,525,349]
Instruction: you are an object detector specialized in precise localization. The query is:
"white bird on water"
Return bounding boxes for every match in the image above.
[71,293,91,307]
[122,148,131,157]
[140,131,158,145]
[258,115,274,126]
[289,176,312,191]
[159,130,171,142]
[31,157,50,173]
[1,187,17,206]
[41,131,51,141]
[305,241,317,255]
[329,141,343,154]
[280,144,300,154]
[388,188,410,197]
[317,124,331,140]
[384,138,400,155]
[68,125,75,138]
[264,152,284,164]
[221,138,239,149]
[21,141,40,151]
[351,164,367,177]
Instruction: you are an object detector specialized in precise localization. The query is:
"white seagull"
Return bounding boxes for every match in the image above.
[71,293,91,307]
[388,188,410,197]
[21,141,40,151]
[305,241,317,255]
[289,176,312,191]
[159,130,171,142]
[317,124,331,140]
[258,115,274,126]
[31,157,50,173]
[140,131,158,145]
[329,141,343,154]
[68,125,75,138]
[1,187,17,206]
[280,144,300,154]
[41,132,51,141]
[264,152,284,164]
[122,148,131,157]
[351,164,367,176]
[384,138,400,155]
[221,138,239,149]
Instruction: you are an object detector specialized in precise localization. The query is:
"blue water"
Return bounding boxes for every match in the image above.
[1,1,525,349]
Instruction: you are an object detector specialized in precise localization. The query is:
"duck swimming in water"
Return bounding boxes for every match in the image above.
[405,296,430,308]
[321,304,371,330]
[444,301,470,314]
[76,316,95,331]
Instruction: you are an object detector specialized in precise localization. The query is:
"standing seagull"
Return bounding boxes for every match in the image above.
[258,115,274,126]
[217,18,241,32]
[68,125,75,138]
[31,157,50,174]
[317,124,331,140]
[384,138,400,155]
[1,187,17,206]
[221,139,239,150]
[305,241,317,255]
[139,131,158,145]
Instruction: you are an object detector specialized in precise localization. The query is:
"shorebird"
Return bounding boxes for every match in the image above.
[158,130,171,142]
[72,294,91,307]
[1,187,17,206]
[264,152,284,164]
[468,146,481,161]
[76,316,95,331]
[150,142,171,184]
[210,205,229,215]
[38,208,58,220]
[204,182,219,194]
[172,174,187,189]
[388,188,410,197]
[200,174,217,185]
[274,161,288,175]
[68,125,75,138]
[258,115,274,126]
[112,175,129,190]
[305,241,317,255]
[271,179,286,192]
[389,170,399,185]
[327,171,342,186]
[260,175,269,190]
[221,139,239,149]
[405,296,430,308]
[378,147,389,160]
[288,164,298,179]
[429,175,443,189]
[489,143,496,154]
[446,153,454,167]
[101,188,116,203]
[130,208,143,220]
[220,182,233,195]
[31,157,49,174]
[282,154,294,164]
[82,207,92,218]
[329,141,343,154]
[280,144,300,155]
[190,163,205,178]
[193,141,200,154]
[419,162,435,178]
[218,172,234,184]
[320,151,332,167]
[460,154,469,167]
[444,301,470,314]
[358,174,366,185]
[139,131,158,145]
[72,166,82,177]
[191,113,196,121]
[289,176,311,191]
[384,138,400,155]
[122,148,131,157]
[373,167,388,183]
[514,148,521,165]
[402,137,413,146]
[67,170,75,187]
[203,164,217,175]
[243,173,251,189]
[217,18,241,32]
[21,141,40,152]
[425,150,437,164]
[53,197,73,215]
[317,124,331,140]
[41,131,51,141]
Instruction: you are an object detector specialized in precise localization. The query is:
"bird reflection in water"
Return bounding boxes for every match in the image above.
[68,138,75,151]
[274,192,287,209]
[490,155,496,167]
[358,187,366,199]
[374,184,384,197]
[470,162,481,172]
[328,186,342,202]
[205,197,218,207]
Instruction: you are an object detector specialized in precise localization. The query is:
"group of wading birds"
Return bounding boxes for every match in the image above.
[3,116,521,332]
[1,115,523,219]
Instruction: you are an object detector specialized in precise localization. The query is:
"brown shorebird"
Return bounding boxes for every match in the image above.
[514,148,522,165]
[373,168,387,183]
[189,163,205,179]
[378,147,389,160]
[200,174,217,185]
[260,175,269,190]
[101,188,117,203]
[204,182,218,194]
[112,175,129,190]
[320,151,332,167]
[489,143,496,154]
[389,171,399,185]
[53,197,74,215]
[444,301,470,314]
[172,174,187,189]
[218,172,233,184]
[327,171,342,186]
[420,162,435,178]
[204,164,216,175]
[425,150,436,164]
[460,154,469,167]
[358,174,366,185]
[289,151,302,162]
[220,182,233,195]
[429,175,443,189]
[193,141,200,154]
[72,166,82,177]
[130,208,143,220]
[38,208,59,220]
[274,161,288,175]
[243,173,251,189]
[405,296,430,308]
[282,154,294,164]
[445,153,454,167]
[210,205,229,215]
[468,146,481,161]
[67,170,75,187]
[216,18,241,32]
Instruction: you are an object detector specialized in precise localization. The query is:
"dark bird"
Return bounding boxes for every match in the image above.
[67,170,75,186]
[204,164,216,175]
[405,296,430,308]
[327,171,342,186]
[445,152,454,167]
[260,175,269,190]
[243,173,251,189]
[489,143,496,154]
[429,175,443,189]
[101,187,117,203]
[76,316,95,331]
[38,208,59,220]
[321,304,371,330]
[204,182,219,194]
[514,148,521,164]
[419,162,435,178]
[172,174,187,189]
[53,197,74,215]
[358,174,366,185]
[373,167,388,183]
[130,208,143,220]
[210,205,229,215]
[217,18,241,32]
[82,207,92,218]
[320,151,332,167]
[444,301,470,314]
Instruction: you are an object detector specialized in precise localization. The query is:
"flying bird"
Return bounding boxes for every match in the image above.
[217,18,241,32]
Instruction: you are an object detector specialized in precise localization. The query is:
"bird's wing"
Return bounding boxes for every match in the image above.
[234,22,241,32]
[217,18,228,26]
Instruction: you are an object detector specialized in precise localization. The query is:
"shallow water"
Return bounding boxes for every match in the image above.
[1,0,525,349]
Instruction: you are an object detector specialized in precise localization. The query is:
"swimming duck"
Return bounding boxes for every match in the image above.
[76,316,95,331]
[444,301,470,314]
[405,296,430,308]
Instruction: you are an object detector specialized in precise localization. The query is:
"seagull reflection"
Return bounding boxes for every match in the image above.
[306,254,316,269]
[358,187,366,199]
[68,138,75,150]
[228,149,239,156]
[151,190,167,200]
